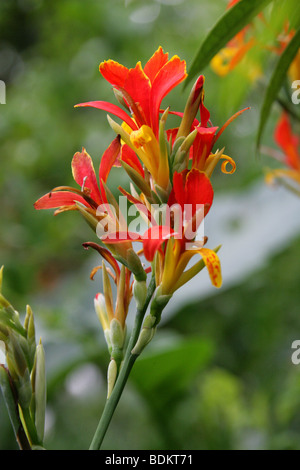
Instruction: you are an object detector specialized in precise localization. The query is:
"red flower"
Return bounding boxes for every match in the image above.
[103,169,221,293]
[75,47,187,138]
[34,138,142,214]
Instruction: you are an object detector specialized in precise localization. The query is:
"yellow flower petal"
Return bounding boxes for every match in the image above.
[220,154,236,174]
[198,247,222,288]
[130,125,153,149]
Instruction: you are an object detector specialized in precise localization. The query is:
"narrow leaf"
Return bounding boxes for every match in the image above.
[185,0,274,87]
[256,27,300,151]
[0,365,31,450]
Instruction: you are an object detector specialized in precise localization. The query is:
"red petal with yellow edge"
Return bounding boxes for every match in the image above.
[274,113,300,171]
[198,247,222,288]
[151,56,187,135]
[34,191,88,210]
[99,60,129,88]
[72,148,102,205]
[143,46,169,84]
[121,144,144,177]
[142,225,176,261]
[100,60,151,126]
[75,101,137,131]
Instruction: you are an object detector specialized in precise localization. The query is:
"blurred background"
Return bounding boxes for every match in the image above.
[1,0,300,450]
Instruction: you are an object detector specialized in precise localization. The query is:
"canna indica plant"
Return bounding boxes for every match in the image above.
[1,47,247,450]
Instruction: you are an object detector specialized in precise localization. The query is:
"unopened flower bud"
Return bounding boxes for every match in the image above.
[24,305,36,369]
[94,293,109,331]
[133,280,147,310]
[107,359,118,399]
[109,318,125,350]
[126,249,147,282]
[131,317,156,356]
[149,287,172,326]
[173,128,198,173]
[31,341,46,443]
[176,75,205,139]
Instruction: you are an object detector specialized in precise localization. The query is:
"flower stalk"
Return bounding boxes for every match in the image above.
[89,276,156,450]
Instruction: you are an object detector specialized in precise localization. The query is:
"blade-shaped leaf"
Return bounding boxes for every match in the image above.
[256,26,300,151]
[185,0,274,88]
[0,365,31,449]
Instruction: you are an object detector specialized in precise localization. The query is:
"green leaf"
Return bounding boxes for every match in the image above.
[281,0,300,30]
[256,26,300,151]
[185,0,274,88]
[0,365,31,450]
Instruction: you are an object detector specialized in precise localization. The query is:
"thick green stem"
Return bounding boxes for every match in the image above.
[89,276,156,450]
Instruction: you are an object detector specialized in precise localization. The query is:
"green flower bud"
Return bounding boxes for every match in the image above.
[131,326,156,356]
[131,315,157,356]
[126,249,147,282]
[109,318,125,350]
[107,359,118,399]
[133,280,147,310]
[32,341,46,443]
[149,287,172,326]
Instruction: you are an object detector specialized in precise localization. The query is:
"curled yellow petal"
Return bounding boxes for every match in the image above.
[220,154,236,174]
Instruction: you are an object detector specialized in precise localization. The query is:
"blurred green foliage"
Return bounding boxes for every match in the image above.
[1,0,300,450]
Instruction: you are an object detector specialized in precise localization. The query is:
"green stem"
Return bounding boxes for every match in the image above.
[89,276,156,450]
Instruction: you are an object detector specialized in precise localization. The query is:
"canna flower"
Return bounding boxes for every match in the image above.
[103,168,222,299]
[75,46,187,191]
[75,48,246,197]
[34,144,146,278]
[265,112,300,189]
[76,46,186,138]
[151,168,222,296]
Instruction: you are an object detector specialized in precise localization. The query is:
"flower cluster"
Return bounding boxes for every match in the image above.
[34,47,246,393]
